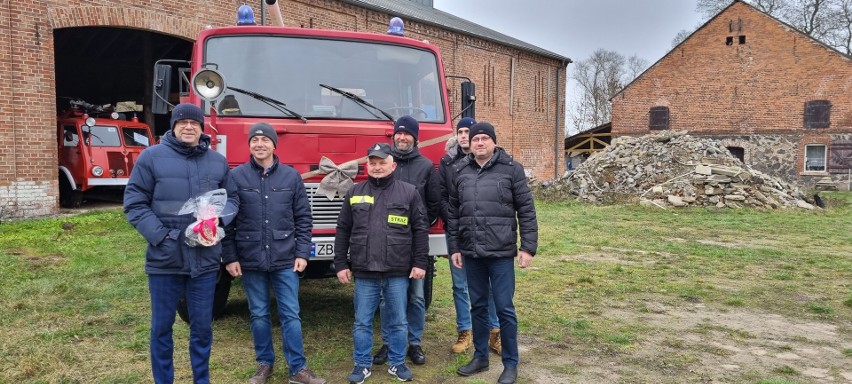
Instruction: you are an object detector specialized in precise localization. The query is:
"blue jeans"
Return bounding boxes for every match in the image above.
[465,257,518,367]
[241,269,306,376]
[447,255,500,332]
[148,271,217,384]
[381,277,426,346]
[354,277,408,367]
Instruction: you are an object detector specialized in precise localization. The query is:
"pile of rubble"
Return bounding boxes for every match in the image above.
[540,131,817,209]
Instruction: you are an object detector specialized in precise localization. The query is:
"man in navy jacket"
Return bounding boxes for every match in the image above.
[124,103,237,384]
[223,123,325,384]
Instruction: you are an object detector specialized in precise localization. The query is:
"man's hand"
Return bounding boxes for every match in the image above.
[518,251,533,268]
[225,261,242,277]
[450,252,463,269]
[410,267,426,279]
[336,269,352,284]
[294,258,307,273]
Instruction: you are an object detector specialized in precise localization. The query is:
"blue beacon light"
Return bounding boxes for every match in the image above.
[237,4,257,26]
[387,17,404,36]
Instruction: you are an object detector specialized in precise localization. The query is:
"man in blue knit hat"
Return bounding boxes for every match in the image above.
[223,122,326,384]
[125,102,237,384]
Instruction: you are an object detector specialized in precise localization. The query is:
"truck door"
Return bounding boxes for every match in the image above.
[59,124,82,185]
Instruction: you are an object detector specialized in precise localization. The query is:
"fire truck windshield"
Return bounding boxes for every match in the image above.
[83,126,121,147]
[203,35,445,122]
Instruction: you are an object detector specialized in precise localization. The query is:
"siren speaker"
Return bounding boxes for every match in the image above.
[192,69,225,101]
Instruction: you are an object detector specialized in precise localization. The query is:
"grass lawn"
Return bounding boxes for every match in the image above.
[1,192,849,383]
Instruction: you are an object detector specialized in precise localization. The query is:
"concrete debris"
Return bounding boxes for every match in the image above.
[540,131,816,209]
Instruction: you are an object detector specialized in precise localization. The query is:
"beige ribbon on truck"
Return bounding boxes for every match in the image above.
[301,132,455,200]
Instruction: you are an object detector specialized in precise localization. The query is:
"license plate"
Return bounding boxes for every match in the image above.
[310,241,334,257]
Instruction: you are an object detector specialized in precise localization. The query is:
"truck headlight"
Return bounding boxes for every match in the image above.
[92,165,104,177]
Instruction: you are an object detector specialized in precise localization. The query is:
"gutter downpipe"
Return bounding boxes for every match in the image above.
[554,59,570,179]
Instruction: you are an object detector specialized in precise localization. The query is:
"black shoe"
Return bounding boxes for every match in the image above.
[497,366,517,384]
[372,344,388,365]
[407,344,426,365]
[456,358,489,376]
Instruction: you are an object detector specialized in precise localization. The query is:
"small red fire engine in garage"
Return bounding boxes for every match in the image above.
[57,99,155,207]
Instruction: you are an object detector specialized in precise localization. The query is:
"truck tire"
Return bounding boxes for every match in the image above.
[59,176,82,208]
[177,265,233,323]
[424,256,436,310]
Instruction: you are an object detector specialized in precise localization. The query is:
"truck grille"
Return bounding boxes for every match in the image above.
[305,183,344,229]
[107,152,133,176]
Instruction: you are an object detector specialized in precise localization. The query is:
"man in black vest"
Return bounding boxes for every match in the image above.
[373,116,440,366]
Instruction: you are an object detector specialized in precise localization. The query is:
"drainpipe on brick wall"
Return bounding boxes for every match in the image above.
[553,60,568,179]
[510,57,515,117]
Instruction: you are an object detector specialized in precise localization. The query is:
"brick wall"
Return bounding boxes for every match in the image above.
[0,0,565,218]
[612,1,852,188]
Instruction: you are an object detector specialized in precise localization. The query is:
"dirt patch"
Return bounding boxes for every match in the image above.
[512,302,851,383]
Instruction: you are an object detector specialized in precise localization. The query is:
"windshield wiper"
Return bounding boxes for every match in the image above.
[319,84,394,121]
[227,86,307,123]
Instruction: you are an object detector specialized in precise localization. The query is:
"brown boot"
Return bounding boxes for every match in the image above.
[289,367,327,384]
[451,329,473,353]
[489,328,502,355]
[248,363,272,384]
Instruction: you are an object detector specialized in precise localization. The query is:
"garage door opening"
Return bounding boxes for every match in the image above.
[54,27,192,136]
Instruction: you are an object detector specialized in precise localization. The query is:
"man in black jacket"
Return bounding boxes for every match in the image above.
[447,122,538,384]
[335,142,429,383]
[374,115,440,366]
[223,123,325,384]
[438,117,502,355]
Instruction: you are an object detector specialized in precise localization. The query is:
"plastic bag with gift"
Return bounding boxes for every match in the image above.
[177,188,228,247]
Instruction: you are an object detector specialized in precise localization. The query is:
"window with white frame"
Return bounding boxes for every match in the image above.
[804,145,826,172]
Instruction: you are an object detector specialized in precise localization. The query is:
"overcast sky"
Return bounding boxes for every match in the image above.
[431,0,706,132]
[432,0,704,65]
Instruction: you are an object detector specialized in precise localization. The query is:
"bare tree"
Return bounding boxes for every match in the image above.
[695,0,852,54]
[671,29,693,47]
[569,49,648,133]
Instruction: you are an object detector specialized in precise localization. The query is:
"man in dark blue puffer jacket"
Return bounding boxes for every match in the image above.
[222,122,325,384]
[124,103,237,384]
[447,122,538,384]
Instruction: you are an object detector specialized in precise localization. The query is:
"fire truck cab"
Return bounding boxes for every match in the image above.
[57,100,155,207]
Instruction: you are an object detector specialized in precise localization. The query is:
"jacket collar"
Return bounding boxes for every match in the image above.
[391,146,421,162]
[368,172,395,188]
[466,147,511,170]
[249,154,280,175]
[162,130,211,157]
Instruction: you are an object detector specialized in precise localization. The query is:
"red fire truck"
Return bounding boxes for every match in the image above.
[57,99,155,208]
[152,3,476,319]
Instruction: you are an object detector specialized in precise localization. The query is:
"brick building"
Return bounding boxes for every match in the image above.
[611,0,852,189]
[0,0,569,218]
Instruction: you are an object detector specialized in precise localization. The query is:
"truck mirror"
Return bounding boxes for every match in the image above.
[461,81,476,119]
[152,63,173,115]
[64,131,74,142]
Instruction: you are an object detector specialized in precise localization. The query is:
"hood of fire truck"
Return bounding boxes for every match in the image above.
[217,119,449,181]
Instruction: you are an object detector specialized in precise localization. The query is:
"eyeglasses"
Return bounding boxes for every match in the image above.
[176,120,202,129]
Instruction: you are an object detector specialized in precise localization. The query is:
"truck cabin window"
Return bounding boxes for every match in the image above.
[123,127,151,147]
[83,126,122,147]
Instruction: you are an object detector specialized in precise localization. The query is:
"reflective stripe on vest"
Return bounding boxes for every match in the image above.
[350,195,375,204]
